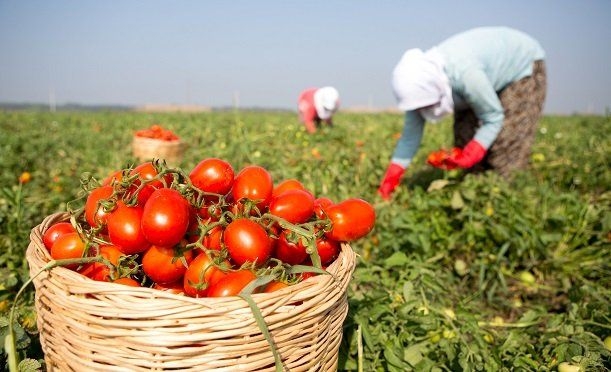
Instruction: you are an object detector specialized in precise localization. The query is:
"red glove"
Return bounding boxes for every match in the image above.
[378,162,406,200]
[446,140,487,169]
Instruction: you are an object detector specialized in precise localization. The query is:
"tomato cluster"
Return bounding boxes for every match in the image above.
[43,159,376,298]
[134,124,180,141]
[426,148,462,169]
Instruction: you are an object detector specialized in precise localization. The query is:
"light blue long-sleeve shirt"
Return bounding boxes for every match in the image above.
[391,27,545,167]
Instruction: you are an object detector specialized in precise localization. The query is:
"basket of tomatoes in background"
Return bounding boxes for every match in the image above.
[25,158,375,371]
[132,124,185,164]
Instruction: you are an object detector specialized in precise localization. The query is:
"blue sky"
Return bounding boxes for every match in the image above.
[0,0,609,114]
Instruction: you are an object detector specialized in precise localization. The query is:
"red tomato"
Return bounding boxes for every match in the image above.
[202,225,224,250]
[130,162,170,189]
[102,170,123,186]
[142,245,194,284]
[141,188,190,247]
[206,270,257,297]
[224,218,272,266]
[274,230,309,265]
[153,280,185,295]
[183,253,228,297]
[189,158,234,195]
[43,222,76,251]
[313,197,334,219]
[316,236,340,265]
[112,277,141,287]
[85,185,114,229]
[426,150,446,167]
[128,162,170,205]
[107,201,150,254]
[231,165,274,210]
[79,244,124,281]
[272,178,309,198]
[263,280,289,293]
[325,198,376,242]
[50,232,86,269]
[269,189,315,224]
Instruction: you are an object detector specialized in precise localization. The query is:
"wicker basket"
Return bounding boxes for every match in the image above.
[132,136,185,164]
[26,213,356,371]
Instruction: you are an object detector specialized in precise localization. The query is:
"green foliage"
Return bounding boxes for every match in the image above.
[0,110,609,371]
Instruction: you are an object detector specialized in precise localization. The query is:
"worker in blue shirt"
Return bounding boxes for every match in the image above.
[378,27,546,200]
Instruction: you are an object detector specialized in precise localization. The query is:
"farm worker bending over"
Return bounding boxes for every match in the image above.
[378,27,546,200]
[298,86,340,133]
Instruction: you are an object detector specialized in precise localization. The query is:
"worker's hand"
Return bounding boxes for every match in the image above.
[445,140,487,169]
[377,162,406,200]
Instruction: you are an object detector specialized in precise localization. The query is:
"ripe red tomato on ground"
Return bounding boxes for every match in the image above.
[43,222,76,251]
[274,230,309,265]
[189,157,234,195]
[206,269,257,297]
[269,189,315,224]
[141,188,190,247]
[224,218,272,266]
[85,185,114,229]
[325,198,376,242]
[142,245,194,284]
[79,244,124,281]
[183,253,228,297]
[231,165,274,210]
[107,201,150,254]
[50,232,87,268]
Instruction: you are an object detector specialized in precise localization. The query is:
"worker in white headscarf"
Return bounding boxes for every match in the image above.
[378,27,546,199]
[297,86,340,133]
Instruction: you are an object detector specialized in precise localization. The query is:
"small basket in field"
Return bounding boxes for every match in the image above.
[26,213,357,371]
[132,136,185,164]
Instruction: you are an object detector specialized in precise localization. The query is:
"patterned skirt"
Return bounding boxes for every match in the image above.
[453,60,547,177]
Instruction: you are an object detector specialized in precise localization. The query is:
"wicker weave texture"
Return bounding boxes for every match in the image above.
[132,136,185,164]
[27,213,356,371]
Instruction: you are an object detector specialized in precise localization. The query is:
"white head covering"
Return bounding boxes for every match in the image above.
[391,47,453,121]
[313,86,340,120]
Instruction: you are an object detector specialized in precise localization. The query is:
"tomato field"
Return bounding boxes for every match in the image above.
[0,110,609,371]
